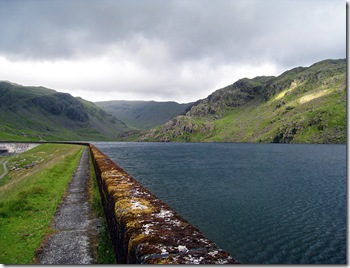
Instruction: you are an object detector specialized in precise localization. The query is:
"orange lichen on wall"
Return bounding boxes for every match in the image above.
[89,144,239,264]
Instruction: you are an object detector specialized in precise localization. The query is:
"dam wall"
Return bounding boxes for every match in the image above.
[89,144,238,264]
[0,142,39,154]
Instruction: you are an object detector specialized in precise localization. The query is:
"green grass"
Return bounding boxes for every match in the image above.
[88,150,116,264]
[0,144,84,264]
[0,159,5,175]
[164,73,345,144]
[0,81,129,142]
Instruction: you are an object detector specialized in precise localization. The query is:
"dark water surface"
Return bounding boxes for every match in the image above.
[93,142,346,264]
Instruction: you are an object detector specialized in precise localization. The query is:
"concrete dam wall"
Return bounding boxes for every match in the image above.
[89,144,239,264]
[0,142,39,154]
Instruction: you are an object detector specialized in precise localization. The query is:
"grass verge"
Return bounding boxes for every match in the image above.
[0,144,83,264]
[88,150,116,264]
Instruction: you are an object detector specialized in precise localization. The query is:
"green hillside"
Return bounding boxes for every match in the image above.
[95,100,191,130]
[140,59,346,144]
[0,82,129,141]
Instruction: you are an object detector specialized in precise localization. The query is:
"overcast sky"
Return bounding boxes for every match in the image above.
[0,0,346,103]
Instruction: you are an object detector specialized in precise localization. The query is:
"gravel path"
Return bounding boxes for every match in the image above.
[35,147,101,264]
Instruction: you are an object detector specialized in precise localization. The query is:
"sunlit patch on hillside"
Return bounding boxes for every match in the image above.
[298,89,332,105]
[273,88,293,101]
[272,81,300,102]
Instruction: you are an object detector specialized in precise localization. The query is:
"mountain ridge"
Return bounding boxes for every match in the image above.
[140,59,346,144]
[0,58,345,144]
[95,100,192,130]
[0,82,129,141]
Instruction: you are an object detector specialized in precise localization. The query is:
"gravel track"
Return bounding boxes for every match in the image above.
[35,147,101,264]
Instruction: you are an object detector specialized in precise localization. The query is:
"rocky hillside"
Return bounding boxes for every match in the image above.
[0,82,129,141]
[140,59,346,143]
[95,100,191,130]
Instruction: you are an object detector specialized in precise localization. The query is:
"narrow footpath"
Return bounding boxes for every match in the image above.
[35,147,101,264]
[0,160,8,179]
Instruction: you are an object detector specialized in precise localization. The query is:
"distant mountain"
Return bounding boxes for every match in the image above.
[140,59,346,144]
[95,100,192,130]
[0,81,129,141]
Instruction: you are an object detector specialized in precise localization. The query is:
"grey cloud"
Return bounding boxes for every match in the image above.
[0,0,345,103]
[0,0,345,66]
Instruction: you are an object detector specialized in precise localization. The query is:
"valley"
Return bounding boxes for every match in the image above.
[0,59,346,144]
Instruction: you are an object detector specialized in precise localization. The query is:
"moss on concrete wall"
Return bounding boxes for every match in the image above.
[89,144,239,264]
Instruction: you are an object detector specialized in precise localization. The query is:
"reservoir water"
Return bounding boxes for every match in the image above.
[93,142,346,264]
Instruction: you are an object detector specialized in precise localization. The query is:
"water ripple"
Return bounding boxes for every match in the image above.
[95,142,346,264]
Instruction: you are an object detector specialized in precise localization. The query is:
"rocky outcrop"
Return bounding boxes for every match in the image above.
[31,93,89,122]
[140,116,214,142]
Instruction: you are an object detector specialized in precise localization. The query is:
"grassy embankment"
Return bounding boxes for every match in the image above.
[0,144,83,264]
[0,143,116,264]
